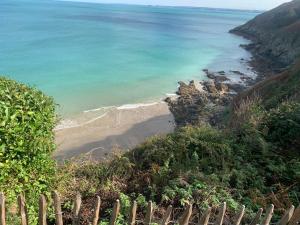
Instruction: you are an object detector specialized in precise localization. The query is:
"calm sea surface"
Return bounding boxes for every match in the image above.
[0,0,259,116]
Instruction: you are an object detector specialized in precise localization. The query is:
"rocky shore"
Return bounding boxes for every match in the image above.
[166,0,300,128]
[230,0,300,79]
[165,69,254,127]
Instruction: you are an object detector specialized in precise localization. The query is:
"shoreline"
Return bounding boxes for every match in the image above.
[54,57,256,161]
[54,34,258,161]
[54,101,175,161]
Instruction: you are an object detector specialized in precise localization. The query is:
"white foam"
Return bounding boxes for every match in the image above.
[54,119,80,131]
[165,93,178,97]
[83,106,115,113]
[117,102,159,110]
[82,112,108,125]
[56,101,162,131]
[55,112,108,131]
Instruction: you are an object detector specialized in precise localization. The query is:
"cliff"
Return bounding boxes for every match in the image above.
[230,0,300,68]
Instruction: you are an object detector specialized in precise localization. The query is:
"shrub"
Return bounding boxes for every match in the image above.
[0,76,57,224]
[261,101,300,152]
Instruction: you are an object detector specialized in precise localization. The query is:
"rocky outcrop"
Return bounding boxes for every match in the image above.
[165,71,243,127]
[230,0,300,68]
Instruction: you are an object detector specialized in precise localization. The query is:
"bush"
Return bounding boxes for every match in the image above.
[0,77,57,224]
[261,101,300,151]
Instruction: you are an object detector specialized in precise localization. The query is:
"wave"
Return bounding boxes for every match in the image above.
[117,102,159,110]
[83,106,115,113]
[55,112,108,131]
[165,93,178,97]
[55,101,164,131]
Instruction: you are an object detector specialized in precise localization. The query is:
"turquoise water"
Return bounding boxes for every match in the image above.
[0,0,258,116]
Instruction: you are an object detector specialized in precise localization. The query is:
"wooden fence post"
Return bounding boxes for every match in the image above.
[250,208,263,225]
[145,201,153,225]
[109,200,120,225]
[72,193,82,225]
[198,207,211,225]
[214,202,226,225]
[39,195,47,225]
[0,193,6,225]
[233,205,245,225]
[52,191,63,225]
[128,201,137,225]
[161,205,172,225]
[92,196,101,225]
[262,204,274,225]
[288,205,300,225]
[18,194,28,225]
[178,203,193,225]
[277,205,295,225]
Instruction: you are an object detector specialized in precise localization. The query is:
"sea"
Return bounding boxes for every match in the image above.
[0,0,259,117]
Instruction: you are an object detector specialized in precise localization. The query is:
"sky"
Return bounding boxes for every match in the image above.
[67,0,290,10]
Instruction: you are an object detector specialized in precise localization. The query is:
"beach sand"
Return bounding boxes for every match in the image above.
[54,102,175,161]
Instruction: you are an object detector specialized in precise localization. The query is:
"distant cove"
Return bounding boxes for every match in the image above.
[0,0,258,116]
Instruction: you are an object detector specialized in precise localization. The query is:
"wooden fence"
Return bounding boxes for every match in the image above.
[0,191,299,225]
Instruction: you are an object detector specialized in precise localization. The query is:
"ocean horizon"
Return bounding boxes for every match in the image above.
[0,0,259,117]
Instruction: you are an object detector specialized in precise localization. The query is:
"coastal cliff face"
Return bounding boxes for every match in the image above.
[231,0,300,68]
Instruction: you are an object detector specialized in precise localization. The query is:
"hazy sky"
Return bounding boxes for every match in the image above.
[68,0,290,10]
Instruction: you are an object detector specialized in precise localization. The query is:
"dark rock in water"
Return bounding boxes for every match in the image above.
[230,70,245,76]
[230,0,300,68]
[214,76,230,83]
[203,69,230,83]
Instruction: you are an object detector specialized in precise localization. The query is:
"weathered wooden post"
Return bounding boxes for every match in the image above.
[52,191,63,225]
[288,205,300,225]
[72,193,82,225]
[128,200,137,225]
[214,202,226,225]
[145,201,153,225]
[39,195,47,225]
[161,205,172,225]
[262,204,274,225]
[18,194,28,225]
[0,193,6,225]
[233,205,245,225]
[92,196,101,225]
[278,205,295,225]
[178,203,193,225]
[198,207,211,225]
[250,208,263,225]
[109,199,120,225]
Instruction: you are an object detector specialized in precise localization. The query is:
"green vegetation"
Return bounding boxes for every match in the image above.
[1,62,300,224]
[55,63,300,223]
[54,99,300,223]
[0,77,57,224]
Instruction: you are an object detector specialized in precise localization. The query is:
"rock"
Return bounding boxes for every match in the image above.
[166,76,236,126]
[203,80,218,95]
[215,82,229,93]
[230,0,300,67]
[227,83,245,93]
[240,75,252,81]
[203,69,230,83]
[230,70,245,76]
[214,75,230,83]
[176,81,200,97]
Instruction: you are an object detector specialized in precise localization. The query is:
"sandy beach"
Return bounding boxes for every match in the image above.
[54,102,175,161]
